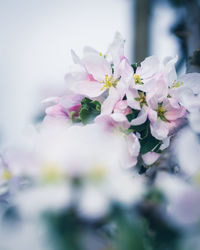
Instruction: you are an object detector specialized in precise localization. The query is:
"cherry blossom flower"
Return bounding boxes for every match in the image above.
[66,33,127,100]
[128,73,186,140]
[147,95,186,140]
[43,92,83,123]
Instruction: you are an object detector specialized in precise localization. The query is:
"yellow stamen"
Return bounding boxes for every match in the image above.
[134,74,143,84]
[100,74,119,91]
[99,52,103,57]
[171,80,183,88]
[2,169,12,180]
[159,107,166,113]
[156,103,168,122]
[135,91,148,108]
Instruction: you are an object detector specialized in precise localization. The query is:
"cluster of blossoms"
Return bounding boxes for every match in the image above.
[1,33,200,250]
[0,33,196,215]
[44,32,187,168]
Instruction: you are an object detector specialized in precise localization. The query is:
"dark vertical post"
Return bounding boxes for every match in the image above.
[185,0,200,72]
[134,0,151,62]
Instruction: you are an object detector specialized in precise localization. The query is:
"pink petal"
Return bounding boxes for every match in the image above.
[167,92,180,109]
[60,94,83,109]
[148,109,157,123]
[95,114,116,132]
[68,104,81,116]
[142,152,160,165]
[71,80,103,98]
[82,54,112,82]
[45,104,68,118]
[95,113,129,131]
[165,106,186,120]
[114,100,131,116]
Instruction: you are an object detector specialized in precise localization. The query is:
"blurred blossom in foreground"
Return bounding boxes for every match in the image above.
[157,75,200,226]
[7,121,145,220]
[156,172,200,227]
[175,127,200,177]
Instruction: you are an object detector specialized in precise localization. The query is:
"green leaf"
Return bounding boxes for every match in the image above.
[79,98,101,124]
[126,109,140,122]
[139,124,162,154]
[140,136,161,154]
[130,122,148,133]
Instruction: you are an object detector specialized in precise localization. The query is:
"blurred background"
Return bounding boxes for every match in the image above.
[0,0,199,148]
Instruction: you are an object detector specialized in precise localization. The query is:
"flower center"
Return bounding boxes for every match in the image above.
[156,103,169,122]
[135,91,148,108]
[134,74,143,85]
[100,74,120,91]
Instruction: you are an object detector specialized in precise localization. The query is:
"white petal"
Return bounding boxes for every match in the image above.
[71,49,82,65]
[71,80,103,98]
[178,73,200,94]
[131,108,148,126]
[126,88,141,110]
[101,87,120,114]
[78,186,109,219]
[107,32,125,65]
[160,137,170,150]
[137,55,160,78]
[163,55,178,84]
[83,46,99,56]
[150,120,169,140]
